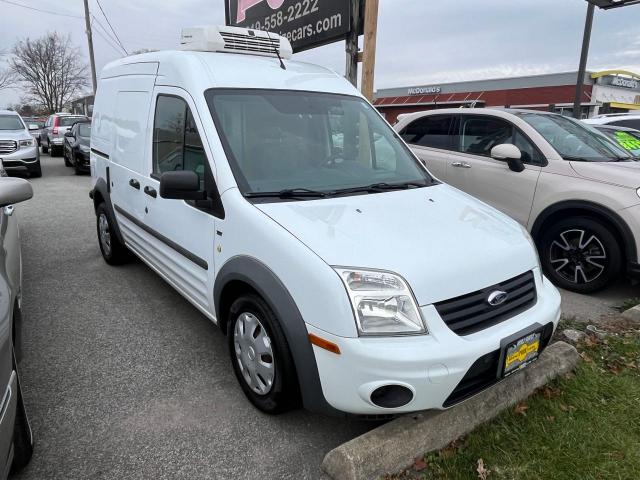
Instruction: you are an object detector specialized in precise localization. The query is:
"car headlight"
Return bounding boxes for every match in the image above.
[334,268,427,336]
[19,139,35,148]
[636,187,640,199]
[520,225,543,279]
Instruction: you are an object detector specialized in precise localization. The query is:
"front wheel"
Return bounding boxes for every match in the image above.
[10,370,33,473]
[227,294,300,414]
[540,217,622,293]
[96,204,130,265]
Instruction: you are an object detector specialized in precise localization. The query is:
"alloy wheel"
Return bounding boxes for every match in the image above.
[233,312,275,395]
[549,229,607,285]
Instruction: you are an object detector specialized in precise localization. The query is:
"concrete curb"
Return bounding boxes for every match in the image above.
[322,341,579,480]
[621,304,640,324]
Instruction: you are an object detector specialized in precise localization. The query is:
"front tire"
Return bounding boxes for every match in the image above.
[10,370,33,474]
[41,140,48,154]
[96,204,130,265]
[540,217,622,293]
[227,294,300,414]
[63,149,71,167]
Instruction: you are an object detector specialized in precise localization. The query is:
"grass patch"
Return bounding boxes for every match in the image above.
[389,325,640,480]
[618,298,640,313]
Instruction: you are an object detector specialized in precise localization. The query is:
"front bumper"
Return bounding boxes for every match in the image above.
[310,270,561,415]
[1,146,39,172]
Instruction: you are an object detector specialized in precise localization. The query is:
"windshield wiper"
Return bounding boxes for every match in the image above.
[332,181,429,195]
[563,155,628,162]
[244,188,328,199]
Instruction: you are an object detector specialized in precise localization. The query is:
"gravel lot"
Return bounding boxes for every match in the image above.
[8,153,638,479]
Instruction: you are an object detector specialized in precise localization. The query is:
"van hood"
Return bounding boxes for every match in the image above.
[256,185,538,306]
[570,160,640,189]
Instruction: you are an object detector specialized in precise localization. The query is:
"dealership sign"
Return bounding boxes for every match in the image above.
[225,0,352,52]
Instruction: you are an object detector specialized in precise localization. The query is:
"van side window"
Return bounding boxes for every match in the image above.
[400,116,455,151]
[153,95,206,186]
[460,116,543,165]
[611,119,640,130]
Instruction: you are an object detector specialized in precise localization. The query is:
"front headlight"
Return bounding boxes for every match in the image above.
[520,225,543,279]
[334,268,427,336]
[19,139,35,148]
[636,187,640,199]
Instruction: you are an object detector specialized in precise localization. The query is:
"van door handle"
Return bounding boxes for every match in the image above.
[129,179,140,190]
[452,162,472,169]
[144,186,157,198]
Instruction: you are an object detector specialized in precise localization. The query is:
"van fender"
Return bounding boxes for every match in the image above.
[90,177,125,245]
[214,256,340,416]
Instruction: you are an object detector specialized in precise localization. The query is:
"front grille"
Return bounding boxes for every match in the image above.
[435,271,536,336]
[443,322,555,408]
[221,32,280,55]
[0,140,17,155]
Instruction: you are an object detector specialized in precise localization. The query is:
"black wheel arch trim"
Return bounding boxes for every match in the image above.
[214,255,341,416]
[90,177,125,246]
[531,200,637,265]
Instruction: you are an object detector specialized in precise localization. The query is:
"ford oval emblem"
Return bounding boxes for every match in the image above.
[487,290,509,306]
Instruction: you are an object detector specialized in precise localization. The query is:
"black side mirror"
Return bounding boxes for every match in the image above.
[159,171,207,200]
[507,157,525,173]
[65,131,74,137]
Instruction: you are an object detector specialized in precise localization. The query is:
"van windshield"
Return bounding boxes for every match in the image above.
[516,112,632,162]
[206,89,433,199]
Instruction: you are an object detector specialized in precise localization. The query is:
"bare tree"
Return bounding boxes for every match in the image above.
[0,69,15,92]
[9,33,89,114]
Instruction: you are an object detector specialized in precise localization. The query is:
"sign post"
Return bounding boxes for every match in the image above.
[360,0,379,100]
[345,0,360,87]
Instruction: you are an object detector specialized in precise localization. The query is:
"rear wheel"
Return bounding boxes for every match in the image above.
[227,294,300,414]
[29,161,42,178]
[96,203,130,265]
[41,141,48,154]
[63,149,71,167]
[540,217,622,293]
[10,369,33,474]
[50,145,60,157]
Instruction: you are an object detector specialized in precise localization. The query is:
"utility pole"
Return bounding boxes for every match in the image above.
[345,0,360,87]
[361,0,379,101]
[572,2,595,119]
[83,0,97,94]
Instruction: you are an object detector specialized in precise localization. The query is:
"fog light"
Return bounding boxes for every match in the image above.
[370,385,414,408]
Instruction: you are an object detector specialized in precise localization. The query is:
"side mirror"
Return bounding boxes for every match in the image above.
[491,144,525,173]
[28,124,39,131]
[0,178,33,208]
[65,131,74,137]
[159,171,206,201]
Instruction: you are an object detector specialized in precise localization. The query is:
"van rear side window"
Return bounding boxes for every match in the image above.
[152,95,206,184]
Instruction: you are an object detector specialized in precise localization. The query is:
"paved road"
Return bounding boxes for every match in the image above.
[8,153,639,479]
[12,154,374,480]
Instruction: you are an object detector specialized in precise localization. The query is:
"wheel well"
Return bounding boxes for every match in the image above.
[217,280,260,335]
[92,190,105,212]
[532,207,628,262]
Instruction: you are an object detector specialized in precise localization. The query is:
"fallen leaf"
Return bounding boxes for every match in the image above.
[514,402,529,416]
[559,404,576,413]
[476,458,490,480]
[542,386,563,399]
[546,415,556,423]
[580,352,593,363]
[413,456,427,472]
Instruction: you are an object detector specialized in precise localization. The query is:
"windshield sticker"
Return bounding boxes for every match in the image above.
[614,131,640,151]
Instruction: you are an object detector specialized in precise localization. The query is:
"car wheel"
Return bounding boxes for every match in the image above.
[63,149,71,167]
[540,217,622,293]
[50,146,59,157]
[227,294,300,414]
[10,356,33,473]
[30,161,42,178]
[41,141,48,154]
[96,203,130,265]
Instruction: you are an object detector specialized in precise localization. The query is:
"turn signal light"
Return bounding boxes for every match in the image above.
[308,333,341,355]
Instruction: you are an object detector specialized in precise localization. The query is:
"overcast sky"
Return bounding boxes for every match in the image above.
[1,0,639,108]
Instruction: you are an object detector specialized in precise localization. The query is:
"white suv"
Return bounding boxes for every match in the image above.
[583,113,640,130]
[89,27,560,416]
[395,108,640,293]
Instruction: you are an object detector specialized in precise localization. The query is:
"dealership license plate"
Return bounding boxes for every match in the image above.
[503,332,541,377]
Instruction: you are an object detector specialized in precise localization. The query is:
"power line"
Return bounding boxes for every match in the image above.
[94,0,128,55]
[0,0,82,18]
[91,18,126,57]
[91,15,127,55]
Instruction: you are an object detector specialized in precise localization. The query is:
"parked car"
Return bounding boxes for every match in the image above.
[41,113,89,157]
[592,125,640,158]
[63,121,91,174]
[0,111,41,178]
[583,113,640,130]
[20,118,45,146]
[89,26,561,417]
[0,176,35,476]
[395,108,640,293]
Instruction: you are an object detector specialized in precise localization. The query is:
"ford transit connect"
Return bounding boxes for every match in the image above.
[89,26,561,416]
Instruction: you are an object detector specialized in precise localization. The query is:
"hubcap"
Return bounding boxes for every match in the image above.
[98,213,112,256]
[233,312,275,396]
[550,229,606,284]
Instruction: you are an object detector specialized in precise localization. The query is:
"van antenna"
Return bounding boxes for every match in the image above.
[266,31,286,70]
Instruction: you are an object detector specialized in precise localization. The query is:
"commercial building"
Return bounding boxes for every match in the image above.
[374,69,640,124]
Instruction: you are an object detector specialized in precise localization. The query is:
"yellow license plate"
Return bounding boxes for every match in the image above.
[504,332,541,376]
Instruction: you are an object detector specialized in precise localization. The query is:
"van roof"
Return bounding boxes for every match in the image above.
[100,50,358,98]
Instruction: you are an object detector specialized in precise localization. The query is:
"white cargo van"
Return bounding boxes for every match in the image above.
[89,26,561,416]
